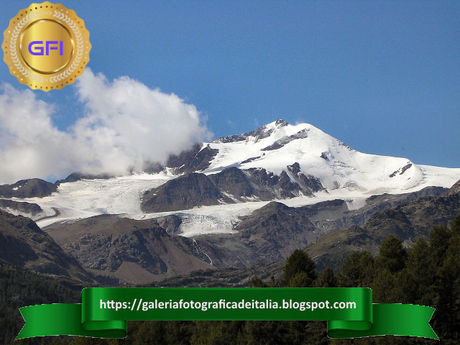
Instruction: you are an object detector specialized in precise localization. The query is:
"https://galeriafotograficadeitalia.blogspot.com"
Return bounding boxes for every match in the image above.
[2,1,91,91]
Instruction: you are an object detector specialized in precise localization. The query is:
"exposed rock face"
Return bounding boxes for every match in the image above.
[0,210,93,282]
[189,202,320,269]
[297,186,447,233]
[244,168,304,199]
[306,179,460,270]
[148,183,458,287]
[262,129,309,151]
[217,163,323,200]
[210,166,319,201]
[142,173,231,212]
[0,199,43,216]
[45,215,213,284]
[141,165,325,212]
[172,186,449,270]
[0,178,57,198]
[155,215,182,234]
[236,202,319,258]
[213,119,289,144]
[389,163,413,178]
[209,167,254,199]
[287,163,324,193]
[445,179,460,196]
[165,143,219,174]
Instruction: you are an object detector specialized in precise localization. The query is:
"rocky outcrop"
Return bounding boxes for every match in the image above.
[213,119,289,144]
[0,178,57,198]
[243,168,304,199]
[165,143,219,174]
[296,185,447,233]
[262,129,309,151]
[236,202,319,258]
[389,163,413,178]
[0,199,43,216]
[445,178,460,196]
[287,162,324,193]
[155,215,182,234]
[142,173,231,212]
[209,167,254,199]
[141,165,323,212]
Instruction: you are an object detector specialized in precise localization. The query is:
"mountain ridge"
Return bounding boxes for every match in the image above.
[1,118,459,238]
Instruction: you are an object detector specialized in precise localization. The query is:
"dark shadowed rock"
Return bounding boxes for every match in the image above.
[143,165,323,211]
[0,210,93,282]
[389,163,413,178]
[155,215,182,234]
[141,173,232,212]
[287,162,324,192]
[166,143,219,174]
[0,178,57,198]
[244,168,300,199]
[262,129,309,151]
[209,167,254,199]
[445,179,460,196]
[297,185,447,233]
[0,199,43,215]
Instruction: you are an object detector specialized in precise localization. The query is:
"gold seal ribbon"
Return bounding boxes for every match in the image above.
[2,2,91,91]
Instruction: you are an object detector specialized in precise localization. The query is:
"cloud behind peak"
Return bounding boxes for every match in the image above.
[0,69,211,184]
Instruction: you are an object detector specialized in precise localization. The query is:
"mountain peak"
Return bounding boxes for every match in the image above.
[274,119,289,126]
[213,119,292,144]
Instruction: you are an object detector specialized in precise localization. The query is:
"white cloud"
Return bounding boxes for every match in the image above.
[0,69,211,184]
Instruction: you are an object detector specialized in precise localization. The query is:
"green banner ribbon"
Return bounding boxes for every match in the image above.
[17,287,438,340]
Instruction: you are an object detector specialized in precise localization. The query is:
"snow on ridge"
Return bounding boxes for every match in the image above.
[203,119,460,195]
[3,119,459,234]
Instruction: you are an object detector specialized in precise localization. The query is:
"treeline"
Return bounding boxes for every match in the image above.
[6,215,460,344]
[0,262,82,345]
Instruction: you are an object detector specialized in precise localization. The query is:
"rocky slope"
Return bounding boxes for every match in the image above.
[141,165,324,213]
[145,185,448,274]
[44,215,213,284]
[0,119,458,287]
[306,179,460,270]
[0,199,43,216]
[141,173,231,212]
[0,178,56,198]
[0,210,93,282]
[151,179,460,287]
[1,119,458,232]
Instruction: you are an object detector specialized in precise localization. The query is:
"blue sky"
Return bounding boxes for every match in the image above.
[1,0,459,171]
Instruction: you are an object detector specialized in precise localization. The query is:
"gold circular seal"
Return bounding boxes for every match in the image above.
[2,2,91,91]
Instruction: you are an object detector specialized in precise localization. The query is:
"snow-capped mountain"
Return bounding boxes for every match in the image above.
[204,119,457,193]
[2,119,460,284]
[1,119,459,236]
